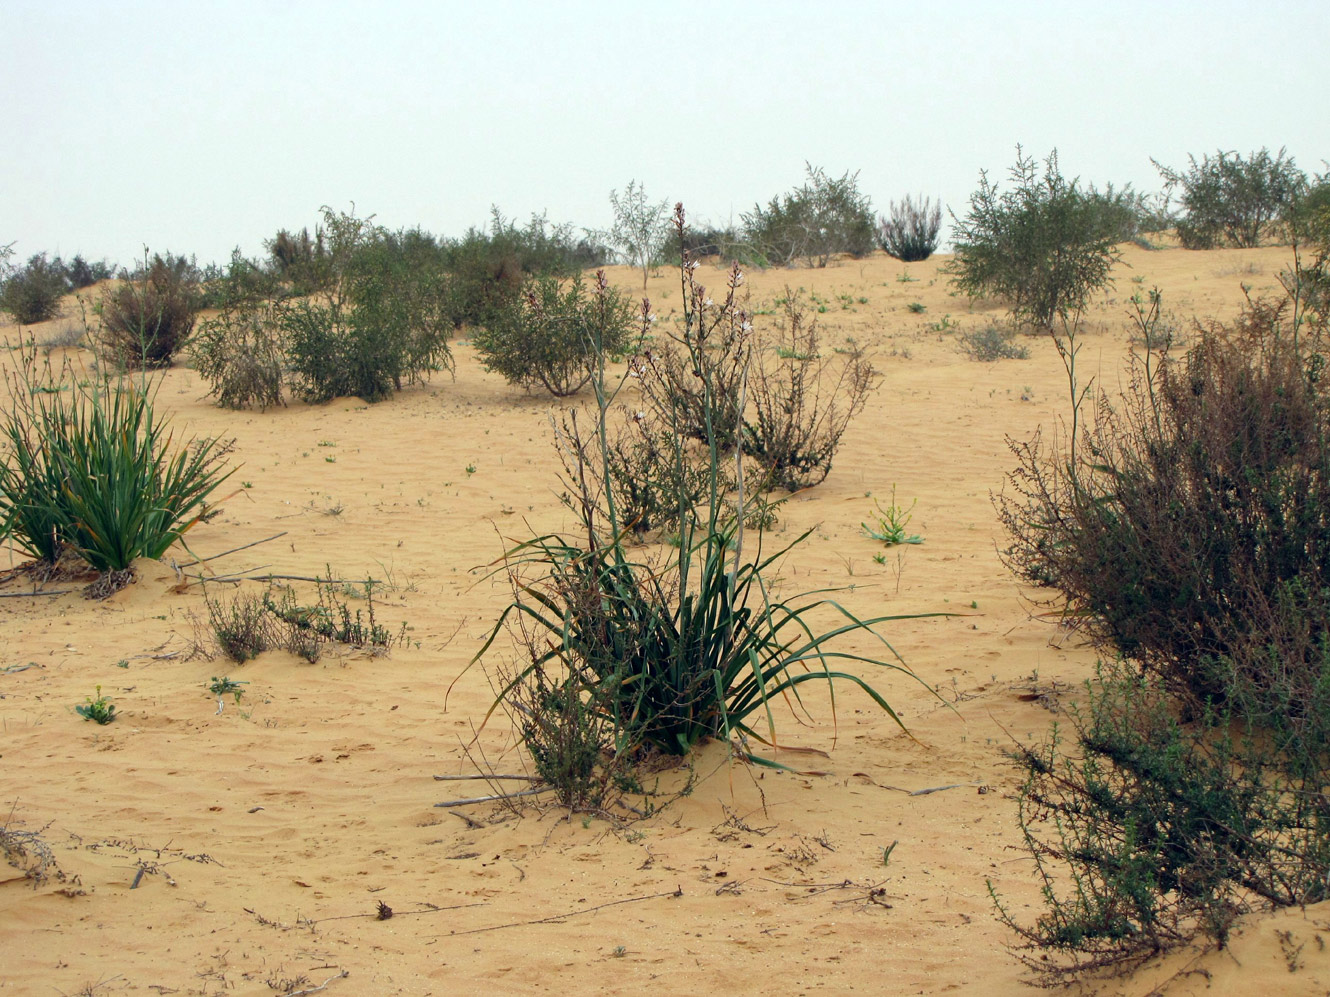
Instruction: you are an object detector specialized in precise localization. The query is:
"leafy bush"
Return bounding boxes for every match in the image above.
[946,148,1124,330]
[0,253,69,324]
[995,661,1330,983]
[282,206,453,403]
[190,300,286,410]
[957,324,1029,361]
[741,288,877,490]
[266,225,329,293]
[205,590,273,662]
[606,180,671,288]
[877,195,943,262]
[96,254,199,368]
[743,164,875,268]
[197,250,282,310]
[1153,147,1308,249]
[466,205,935,805]
[264,578,404,655]
[999,278,1330,720]
[0,349,233,586]
[472,270,637,396]
[442,210,605,330]
[63,254,113,290]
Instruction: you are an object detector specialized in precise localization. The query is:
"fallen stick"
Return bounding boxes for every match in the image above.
[312,900,486,924]
[182,532,288,567]
[435,786,554,808]
[0,662,42,673]
[0,589,73,598]
[185,571,380,586]
[909,782,985,796]
[286,970,348,996]
[446,888,682,937]
[432,773,540,782]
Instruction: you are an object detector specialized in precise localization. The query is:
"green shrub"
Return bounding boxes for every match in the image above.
[197,250,281,310]
[957,324,1029,361]
[606,180,670,288]
[205,591,273,662]
[743,164,875,268]
[877,195,943,262]
[0,253,69,324]
[946,147,1124,331]
[1153,147,1308,249]
[282,206,453,403]
[0,349,234,585]
[96,254,199,368]
[442,210,603,330]
[266,225,329,295]
[63,254,113,290]
[473,270,636,396]
[994,660,1330,983]
[191,300,285,410]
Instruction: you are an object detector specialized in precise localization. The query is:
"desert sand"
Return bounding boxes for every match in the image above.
[4,244,1330,996]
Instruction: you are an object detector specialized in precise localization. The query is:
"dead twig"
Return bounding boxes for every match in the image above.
[432,773,540,782]
[446,888,682,937]
[285,970,349,996]
[0,589,73,598]
[435,786,554,808]
[180,532,288,567]
[312,900,485,924]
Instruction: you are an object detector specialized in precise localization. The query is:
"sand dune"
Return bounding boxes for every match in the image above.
[3,245,1326,995]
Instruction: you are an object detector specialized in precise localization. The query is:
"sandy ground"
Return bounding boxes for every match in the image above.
[4,245,1330,996]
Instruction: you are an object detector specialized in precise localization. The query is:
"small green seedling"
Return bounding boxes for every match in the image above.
[76,685,116,724]
[906,301,926,314]
[863,488,923,546]
[209,676,248,703]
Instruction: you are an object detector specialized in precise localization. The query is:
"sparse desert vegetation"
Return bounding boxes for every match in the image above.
[5,146,1330,994]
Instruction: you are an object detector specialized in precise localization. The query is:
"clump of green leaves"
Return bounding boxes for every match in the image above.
[862,488,922,545]
[76,686,116,724]
[468,204,937,810]
[0,347,234,588]
[208,676,247,702]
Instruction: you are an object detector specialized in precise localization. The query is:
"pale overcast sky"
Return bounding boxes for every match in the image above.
[2,0,1325,267]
